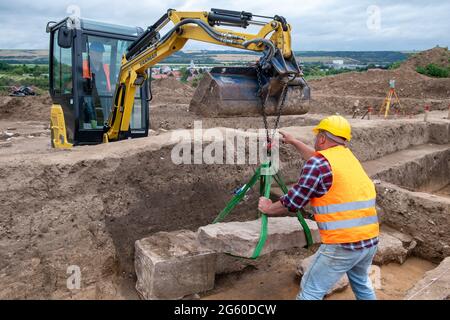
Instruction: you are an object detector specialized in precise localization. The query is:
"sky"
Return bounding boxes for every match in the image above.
[0,0,449,51]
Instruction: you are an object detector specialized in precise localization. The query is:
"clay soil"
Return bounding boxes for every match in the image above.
[309,47,450,115]
[0,95,52,122]
[311,48,450,100]
[435,184,450,197]
[0,48,449,300]
[202,257,436,300]
[2,48,449,128]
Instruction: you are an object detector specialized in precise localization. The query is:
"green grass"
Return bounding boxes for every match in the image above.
[0,62,49,92]
[416,63,450,78]
[388,61,402,70]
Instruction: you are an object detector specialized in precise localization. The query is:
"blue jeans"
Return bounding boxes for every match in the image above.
[297,244,378,300]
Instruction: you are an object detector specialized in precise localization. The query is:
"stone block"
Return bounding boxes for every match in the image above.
[374,230,416,265]
[198,217,320,258]
[405,257,450,300]
[135,230,216,300]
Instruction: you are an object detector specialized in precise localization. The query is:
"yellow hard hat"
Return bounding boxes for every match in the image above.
[313,115,352,141]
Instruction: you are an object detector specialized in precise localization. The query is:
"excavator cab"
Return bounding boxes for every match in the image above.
[46,17,150,147]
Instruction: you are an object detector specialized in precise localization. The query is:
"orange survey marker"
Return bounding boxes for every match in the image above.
[362,106,373,120]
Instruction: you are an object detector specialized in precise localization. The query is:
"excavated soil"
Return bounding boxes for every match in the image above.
[373,147,450,194]
[3,49,448,127]
[155,48,450,118]
[329,258,437,300]
[0,118,448,299]
[202,256,436,300]
[309,48,450,115]
[435,184,450,197]
[151,78,195,105]
[316,47,450,98]
[0,95,52,122]
[0,48,449,300]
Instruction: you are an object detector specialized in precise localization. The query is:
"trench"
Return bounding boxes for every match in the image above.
[1,118,449,300]
[202,257,436,300]
[200,139,450,300]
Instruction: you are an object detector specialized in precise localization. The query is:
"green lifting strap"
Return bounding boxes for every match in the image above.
[213,163,313,260]
[213,167,261,224]
[251,164,272,259]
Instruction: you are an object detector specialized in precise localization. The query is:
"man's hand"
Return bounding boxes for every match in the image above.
[279,131,297,146]
[280,130,316,161]
[258,197,273,214]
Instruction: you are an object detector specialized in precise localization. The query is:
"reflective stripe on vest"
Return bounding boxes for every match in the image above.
[313,199,376,215]
[317,215,378,231]
[102,64,111,92]
[310,146,379,244]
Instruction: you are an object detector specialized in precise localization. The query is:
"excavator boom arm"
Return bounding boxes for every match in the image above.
[104,9,305,142]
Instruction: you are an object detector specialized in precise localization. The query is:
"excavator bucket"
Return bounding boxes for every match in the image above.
[190,66,310,117]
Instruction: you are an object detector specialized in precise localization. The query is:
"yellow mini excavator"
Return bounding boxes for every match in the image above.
[47,8,310,148]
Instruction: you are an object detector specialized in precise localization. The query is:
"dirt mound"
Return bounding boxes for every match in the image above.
[153,78,191,91]
[309,48,450,114]
[0,94,52,122]
[151,78,195,105]
[0,77,195,122]
[402,47,450,70]
[310,67,450,99]
[2,49,448,122]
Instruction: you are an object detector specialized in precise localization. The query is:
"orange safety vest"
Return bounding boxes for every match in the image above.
[310,146,379,244]
[82,60,111,92]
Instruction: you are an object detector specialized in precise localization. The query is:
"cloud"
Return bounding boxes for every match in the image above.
[0,0,448,50]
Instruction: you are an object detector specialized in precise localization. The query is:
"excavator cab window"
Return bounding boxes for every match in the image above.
[80,35,126,130]
[80,35,145,131]
[52,29,73,96]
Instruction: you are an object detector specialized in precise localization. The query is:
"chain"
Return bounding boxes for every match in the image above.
[273,83,289,138]
[256,65,270,145]
[256,65,289,151]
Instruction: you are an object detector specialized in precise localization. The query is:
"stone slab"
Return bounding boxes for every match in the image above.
[374,228,417,265]
[405,257,450,300]
[135,230,216,300]
[198,217,321,258]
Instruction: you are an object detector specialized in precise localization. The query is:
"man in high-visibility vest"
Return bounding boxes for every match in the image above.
[82,41,112,129]
[83,42,112,93]
[258,116,379,300]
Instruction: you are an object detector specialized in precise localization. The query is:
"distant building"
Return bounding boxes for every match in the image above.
[325,62,367,70]
[333,60,344,65]
[152,70,182,80]
[152,74,166,80]
[171,71,182,80]
[160,66,172,74]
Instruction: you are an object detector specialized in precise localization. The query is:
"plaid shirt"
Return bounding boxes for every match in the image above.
[280,154,378,251]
